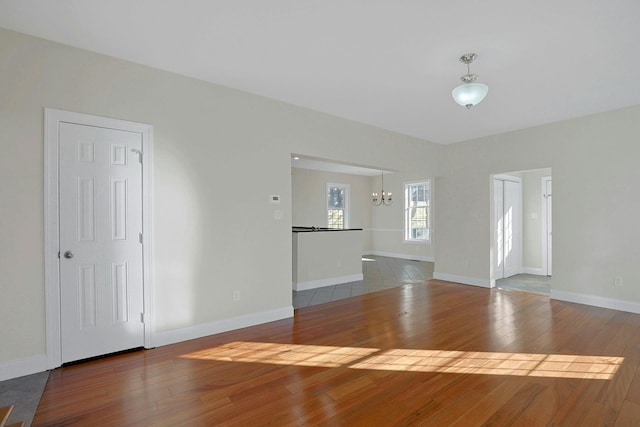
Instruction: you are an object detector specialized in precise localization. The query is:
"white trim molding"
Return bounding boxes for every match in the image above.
[44,108,155,369]
[0,354,48,382]
[551,290,640,315]
[364,251,434,262]
[432,272,494,288]
[154,306,294,347]
[293,274,364,291]
[493,174,523,183]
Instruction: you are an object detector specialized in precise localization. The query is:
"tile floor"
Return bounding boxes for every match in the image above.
[496,273,551,295]
[293,255,434,309]
[293,257,552,309]
[0,371,49,427]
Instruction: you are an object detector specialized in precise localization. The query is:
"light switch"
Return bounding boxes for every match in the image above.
[274,210,283,220]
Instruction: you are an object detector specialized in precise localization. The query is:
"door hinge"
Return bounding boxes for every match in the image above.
[139,232,143,244]
[140,312,145,323]
[57,251,60,259]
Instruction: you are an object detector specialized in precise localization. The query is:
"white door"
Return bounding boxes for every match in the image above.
[59,122,144,363]
[544,178,553,276]
[494,179,505,279]
[503,180,522,278]
[494,177,522,280]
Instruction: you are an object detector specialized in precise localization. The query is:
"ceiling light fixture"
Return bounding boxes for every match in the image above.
[452,53,488,109]
[372,170,392,206]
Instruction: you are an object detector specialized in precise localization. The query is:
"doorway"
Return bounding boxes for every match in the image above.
[493,175,522,280]
[491,168,552,295]
[44,109,154,367]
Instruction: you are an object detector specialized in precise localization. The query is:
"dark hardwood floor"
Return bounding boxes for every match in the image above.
[34,280,640,426]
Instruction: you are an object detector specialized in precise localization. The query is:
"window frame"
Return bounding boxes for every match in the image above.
[404,179,432,244]
[326,182,349,229]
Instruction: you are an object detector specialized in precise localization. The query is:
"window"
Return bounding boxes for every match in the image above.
[404,180,431,242]
[327,183,349,229]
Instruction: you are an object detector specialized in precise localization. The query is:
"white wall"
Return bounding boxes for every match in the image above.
[435,107,640,309]
[0,28,440,372]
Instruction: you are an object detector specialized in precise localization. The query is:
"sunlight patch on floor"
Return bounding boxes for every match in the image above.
[181,342,623,380]
[350,349,622,379]
[183,342,378,368]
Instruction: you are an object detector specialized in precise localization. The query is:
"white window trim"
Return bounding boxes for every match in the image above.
[403,179,432,244]
[326,182,350,229]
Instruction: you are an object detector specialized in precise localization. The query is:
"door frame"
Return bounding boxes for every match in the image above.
[44,108,155,369]
[541,176,552,276]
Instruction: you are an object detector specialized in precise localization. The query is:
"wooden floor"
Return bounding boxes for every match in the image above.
[34,280,640,426]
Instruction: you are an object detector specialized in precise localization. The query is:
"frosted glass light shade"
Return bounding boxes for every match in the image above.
[452,82,489,108]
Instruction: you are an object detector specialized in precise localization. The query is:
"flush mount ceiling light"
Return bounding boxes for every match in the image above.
[452,53,488,109]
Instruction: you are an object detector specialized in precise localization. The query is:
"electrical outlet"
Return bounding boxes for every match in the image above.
[233,290,240,301]
[614,277,623,287]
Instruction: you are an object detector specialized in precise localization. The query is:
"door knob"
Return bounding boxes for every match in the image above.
[64,250,74,259]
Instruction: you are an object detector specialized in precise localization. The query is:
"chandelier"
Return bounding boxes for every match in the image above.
[372,170,392,206]
[452,53,489,109]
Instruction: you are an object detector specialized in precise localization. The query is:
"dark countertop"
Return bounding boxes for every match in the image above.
[292,226,363,233]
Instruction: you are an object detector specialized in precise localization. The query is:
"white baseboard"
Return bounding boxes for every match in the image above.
[154,306,294,347]
[551,290,640,314]
[293,273,363,291]
[432,272,493,288]
[0,354,48,382]
[521,267,545,275]
[364,251,435,263]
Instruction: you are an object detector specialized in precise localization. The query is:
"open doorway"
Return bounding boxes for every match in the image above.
[491,168,552,296]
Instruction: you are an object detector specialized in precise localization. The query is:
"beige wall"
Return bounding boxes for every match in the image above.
[369,172,436,261]
[291,168,437,260]
[291,168,372,228]
[0,28,439,366]
[293,230,363,289]
[435,107,640,303]
[2,25,639,374]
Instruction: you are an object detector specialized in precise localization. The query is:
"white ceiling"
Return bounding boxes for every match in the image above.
[1,0,639,144]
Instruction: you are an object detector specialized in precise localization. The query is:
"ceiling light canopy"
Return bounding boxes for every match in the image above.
[452,53,488,109]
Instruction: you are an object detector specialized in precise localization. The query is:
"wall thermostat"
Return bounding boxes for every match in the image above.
[269,194,281,204]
